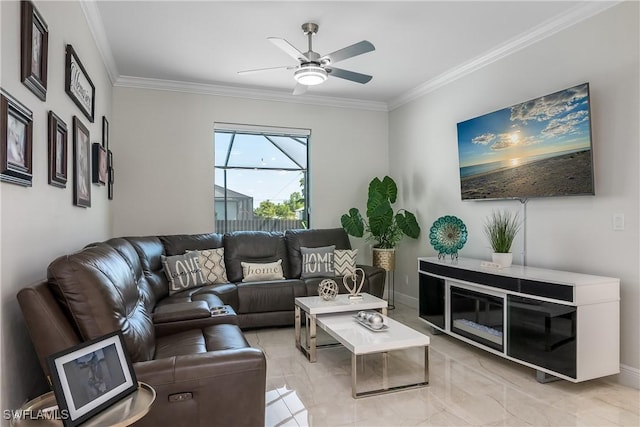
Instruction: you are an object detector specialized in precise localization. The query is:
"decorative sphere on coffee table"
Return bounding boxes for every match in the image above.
[318,279,338,301]
[368,313,384,329]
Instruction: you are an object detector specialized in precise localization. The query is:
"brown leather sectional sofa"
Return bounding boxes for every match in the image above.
[17,228,385,426]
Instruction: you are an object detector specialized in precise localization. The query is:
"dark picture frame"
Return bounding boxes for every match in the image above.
[48,111,67,188]
[92,143,107,185]
[0,89,33,187]
[65,45,95,123]
[46,331,138,427]
[107,150,113,200]
[72,116,91,207]
[102,116,109,148]
[21,0,48,101]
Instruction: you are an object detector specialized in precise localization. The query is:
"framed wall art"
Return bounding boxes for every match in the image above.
[102,117,109,148]
[0,89,33,187]
[107,150,113,200]
[73,116,91,207]
[48,111,67,188]
[92,143,107,185]
[46,331,138,427]
[65,45,95,123]
[21,0,48,101]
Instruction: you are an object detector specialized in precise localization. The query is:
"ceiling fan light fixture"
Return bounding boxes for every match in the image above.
[294,65,327,86]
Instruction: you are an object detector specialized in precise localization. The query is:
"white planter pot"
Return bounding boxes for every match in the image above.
[492,252,513,268]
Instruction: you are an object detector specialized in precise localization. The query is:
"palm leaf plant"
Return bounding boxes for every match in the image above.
[484,210,521,253]
[341,176,421,249]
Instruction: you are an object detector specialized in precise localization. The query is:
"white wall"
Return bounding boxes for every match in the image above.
[111,87,388,263]
[0,0,112,412]
[389,2,639,385]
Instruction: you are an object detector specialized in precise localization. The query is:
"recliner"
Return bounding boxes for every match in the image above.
[19,240,266,427]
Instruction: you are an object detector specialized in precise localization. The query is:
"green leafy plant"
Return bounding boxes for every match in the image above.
[484,210,521,253]
[341,176,421,249]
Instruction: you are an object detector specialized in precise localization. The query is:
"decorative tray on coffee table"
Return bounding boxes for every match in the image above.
[352,314,389,332]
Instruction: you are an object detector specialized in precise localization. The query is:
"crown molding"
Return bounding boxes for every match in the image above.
[82,0,619,112]
[114,76,389,112]
[79,0,119,84]
[388,1,622,111]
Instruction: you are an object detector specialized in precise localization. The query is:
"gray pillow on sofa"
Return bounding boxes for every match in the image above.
[300,245,335,278]
[162,252,207,295]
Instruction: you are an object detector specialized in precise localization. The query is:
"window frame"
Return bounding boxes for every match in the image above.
[214,123,310,233]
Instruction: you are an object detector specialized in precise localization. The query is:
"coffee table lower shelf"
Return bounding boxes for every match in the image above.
[315,313,430,399]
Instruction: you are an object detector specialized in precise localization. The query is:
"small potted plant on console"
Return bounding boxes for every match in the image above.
[484,209,520,268]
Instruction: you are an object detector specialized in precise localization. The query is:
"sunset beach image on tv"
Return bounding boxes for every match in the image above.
[457,83,594,200]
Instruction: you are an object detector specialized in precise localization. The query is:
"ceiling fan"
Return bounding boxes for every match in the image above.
[238,22,375,95]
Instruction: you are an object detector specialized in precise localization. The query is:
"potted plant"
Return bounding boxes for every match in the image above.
[340,176,421,271]
[483,210,521,267]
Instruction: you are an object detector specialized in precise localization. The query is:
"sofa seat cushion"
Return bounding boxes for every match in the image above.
[154,324,250,359]
[237,279,306,314]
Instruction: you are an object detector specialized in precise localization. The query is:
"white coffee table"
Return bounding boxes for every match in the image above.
[317,313,430,398]
[294,293,387,362]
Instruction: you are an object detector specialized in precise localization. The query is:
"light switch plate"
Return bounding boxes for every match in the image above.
[613,213,625,230]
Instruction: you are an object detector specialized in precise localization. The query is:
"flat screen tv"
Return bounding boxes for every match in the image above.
[456,83,595,201]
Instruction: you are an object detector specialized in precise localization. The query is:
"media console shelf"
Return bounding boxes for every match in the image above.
[418,257,619,383]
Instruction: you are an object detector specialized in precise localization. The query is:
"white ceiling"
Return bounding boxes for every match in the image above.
[88,1,616,109]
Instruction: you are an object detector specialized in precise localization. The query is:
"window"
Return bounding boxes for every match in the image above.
[214,123,309,233]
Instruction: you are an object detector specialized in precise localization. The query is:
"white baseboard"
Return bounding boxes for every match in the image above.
[616,364,640,389]
[393,291,418,309]
[394,292,640,390]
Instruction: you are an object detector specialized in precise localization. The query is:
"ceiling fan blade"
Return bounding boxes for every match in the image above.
[327,67,372,84]
[292,84,308,96]
[268,37,308,62]
[238,65,296,75]
[322,40,375,64]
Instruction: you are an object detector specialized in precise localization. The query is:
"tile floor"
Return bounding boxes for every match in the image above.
[244,302,639,427]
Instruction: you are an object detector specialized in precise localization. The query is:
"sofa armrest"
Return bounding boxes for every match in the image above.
[152,301,211,323]
[358,264,386,299]
[133,348,266,427]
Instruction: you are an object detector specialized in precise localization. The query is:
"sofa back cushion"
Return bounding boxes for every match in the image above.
[285,228,352,278]
[121,236,169,308]
[160,233,223,256]
[47,243,155,362]
[224,231,290,282]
